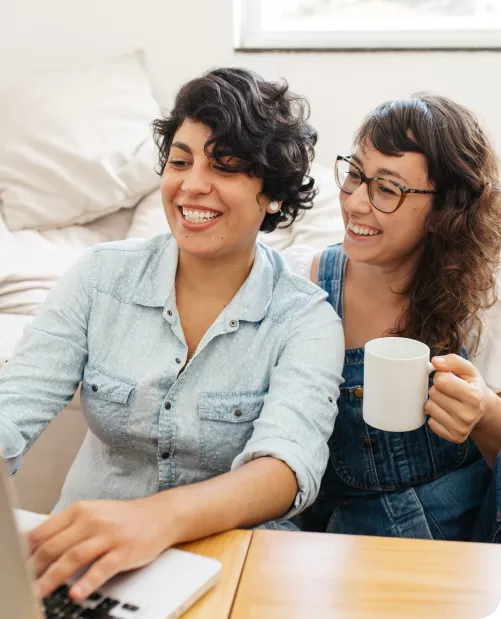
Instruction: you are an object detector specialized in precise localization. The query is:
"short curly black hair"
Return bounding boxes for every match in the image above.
[152,67,317,233]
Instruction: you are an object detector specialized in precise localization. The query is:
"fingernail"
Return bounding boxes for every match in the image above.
[70,584,86,601]
[434,357,445,365]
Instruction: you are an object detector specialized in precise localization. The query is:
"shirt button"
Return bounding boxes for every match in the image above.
[167,310,173,317]
[161,452,170,459]
[164,401,171,410]
[328,396,333,403]
[354,387,364,399]
[229,319,238,328]
[175,358,182,364]
[91,384,98,392]
[234,409,242,417]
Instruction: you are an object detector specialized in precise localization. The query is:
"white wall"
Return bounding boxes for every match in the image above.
[1,0,500,166]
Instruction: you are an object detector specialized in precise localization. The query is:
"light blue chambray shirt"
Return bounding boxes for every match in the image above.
[0,234,344,517]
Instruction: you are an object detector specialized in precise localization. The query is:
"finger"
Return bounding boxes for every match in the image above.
[28,508,77,555]
[36,537,110,599]
[432,354,479,380]
[428,384,478,426]
[432,371,483,409]
[29,522,90,579]
[70,549,125,602]
[425,399,469,442]
[427,416,462,443]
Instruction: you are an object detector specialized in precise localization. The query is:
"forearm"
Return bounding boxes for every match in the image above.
[471,391,501,468]
[146,457,298,545]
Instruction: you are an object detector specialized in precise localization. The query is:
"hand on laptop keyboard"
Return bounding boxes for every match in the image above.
[28,498,172,601]
[43,584,141,619]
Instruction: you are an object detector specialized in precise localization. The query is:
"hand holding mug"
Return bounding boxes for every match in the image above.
[425,354,494,444]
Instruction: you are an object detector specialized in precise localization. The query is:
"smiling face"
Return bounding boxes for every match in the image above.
[161,119,270,260]
[340,142,436,268]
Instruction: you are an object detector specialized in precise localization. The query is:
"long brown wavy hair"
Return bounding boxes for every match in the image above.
[355,93,501,354]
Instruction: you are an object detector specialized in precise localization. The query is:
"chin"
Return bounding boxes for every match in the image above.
[342,236,380,265]
[175,237,222,258]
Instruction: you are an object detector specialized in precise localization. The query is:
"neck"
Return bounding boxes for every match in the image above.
[176,244,256,302]
[348,248,423,304]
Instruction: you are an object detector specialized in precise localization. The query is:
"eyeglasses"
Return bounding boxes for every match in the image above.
[334,155,437,214]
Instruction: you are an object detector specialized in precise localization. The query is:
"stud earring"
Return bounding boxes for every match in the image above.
[269,200,280,212]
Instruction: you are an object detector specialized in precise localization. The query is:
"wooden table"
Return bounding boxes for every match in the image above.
[178,529,252,619]
[230,530,501,619]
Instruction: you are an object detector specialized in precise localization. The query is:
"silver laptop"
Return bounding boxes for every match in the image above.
[0,461,221,619]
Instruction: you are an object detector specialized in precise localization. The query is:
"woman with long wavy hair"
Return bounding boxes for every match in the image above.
[285,93,501,541]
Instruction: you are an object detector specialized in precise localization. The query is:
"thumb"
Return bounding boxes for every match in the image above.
[431,353,478,380]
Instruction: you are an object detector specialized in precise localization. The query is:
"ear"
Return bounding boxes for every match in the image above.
[266,200,282,214]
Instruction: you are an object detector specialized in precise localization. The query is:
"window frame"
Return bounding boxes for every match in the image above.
[235,0,501,51]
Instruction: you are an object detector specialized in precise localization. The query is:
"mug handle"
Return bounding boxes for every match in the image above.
[427,361,435,374]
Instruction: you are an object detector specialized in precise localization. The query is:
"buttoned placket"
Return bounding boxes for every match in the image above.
[156,299,241,490]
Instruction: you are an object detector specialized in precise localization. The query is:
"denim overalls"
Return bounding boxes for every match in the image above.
[311,243,492,540]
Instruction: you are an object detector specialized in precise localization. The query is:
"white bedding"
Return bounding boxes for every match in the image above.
[0,208,136,315]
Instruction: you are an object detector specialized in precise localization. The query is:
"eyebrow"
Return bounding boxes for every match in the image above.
[350,154,409,185]
[171,141,191,154]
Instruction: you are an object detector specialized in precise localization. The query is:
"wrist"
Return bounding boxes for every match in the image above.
[479,388,501,429]
[138,490,188,548]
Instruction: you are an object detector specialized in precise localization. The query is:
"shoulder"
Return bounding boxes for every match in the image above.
[467,272,501,393]
[86,234,173,289]
[258,243,341,326]
[317,243,345,266]
[90,234,169,260]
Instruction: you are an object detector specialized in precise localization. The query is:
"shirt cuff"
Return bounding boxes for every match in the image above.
[0,422,24,476]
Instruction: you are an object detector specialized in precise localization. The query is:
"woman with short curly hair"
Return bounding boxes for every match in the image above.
[285,93,501,541]
[0,68,344,600]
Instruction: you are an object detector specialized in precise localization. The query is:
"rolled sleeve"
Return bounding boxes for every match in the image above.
[231,290,344,518]
[0,248,93,474]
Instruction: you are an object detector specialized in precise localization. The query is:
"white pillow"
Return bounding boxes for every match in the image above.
[126,189,170,239]
[0,51,161,232]
[0,208,135,315]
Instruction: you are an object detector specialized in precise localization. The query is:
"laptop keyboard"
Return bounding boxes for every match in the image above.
[43,584,141,618]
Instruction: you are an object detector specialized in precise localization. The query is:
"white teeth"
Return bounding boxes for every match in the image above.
[181,207,220,223]
[349,221,381,236]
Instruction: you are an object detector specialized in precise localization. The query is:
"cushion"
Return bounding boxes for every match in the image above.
[126,189,169,239]
[0,51,160,232]
[0,208,135,315]
[0,313,33,365]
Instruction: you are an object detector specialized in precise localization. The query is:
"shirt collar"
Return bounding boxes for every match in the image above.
[223,243,274,326]
[130,235,274,326]
[130,235,178,309]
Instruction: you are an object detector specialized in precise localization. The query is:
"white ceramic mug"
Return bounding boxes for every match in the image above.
[363,337,435,432]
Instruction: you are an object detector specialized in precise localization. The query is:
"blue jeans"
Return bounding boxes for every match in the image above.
[472,450,501,543]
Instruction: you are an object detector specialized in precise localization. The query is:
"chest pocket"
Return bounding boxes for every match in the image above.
[81,362,136,449]
[198,390,264,474]
[329,365,468,492]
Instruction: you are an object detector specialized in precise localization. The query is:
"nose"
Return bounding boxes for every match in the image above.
[342,182,372,216]
[181,163,212,196]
